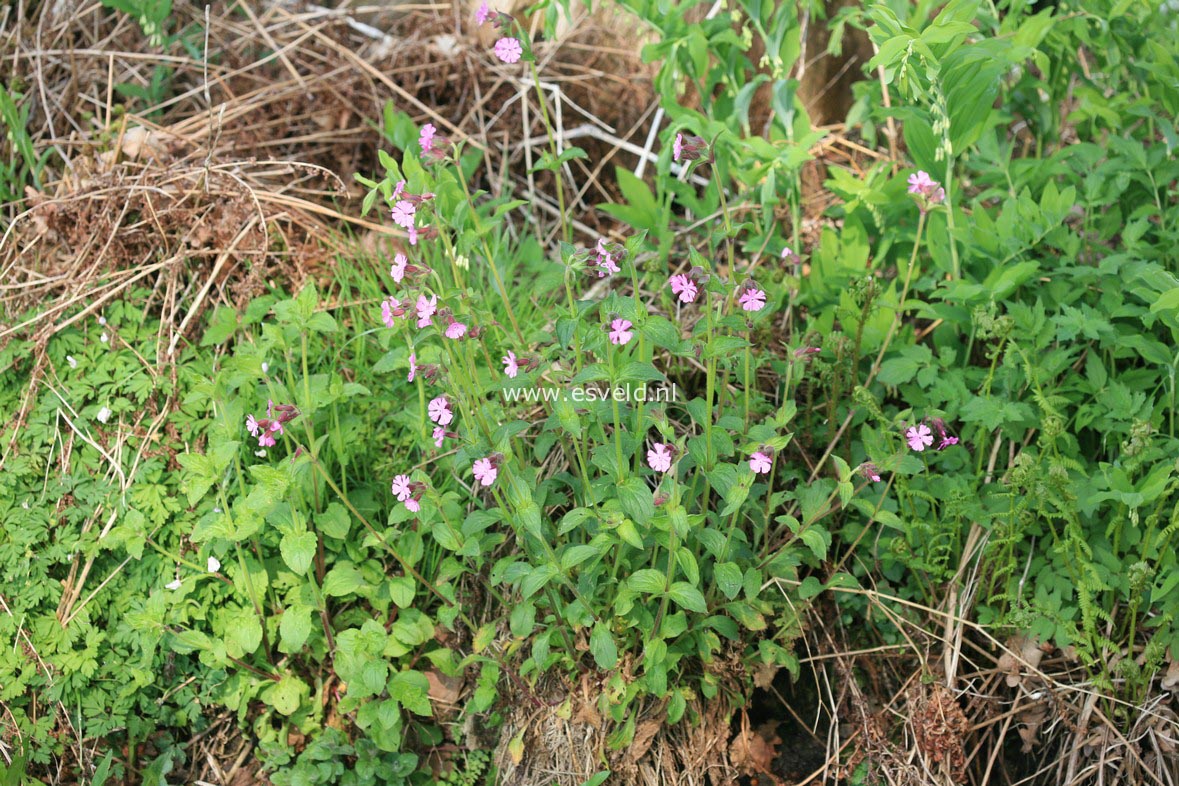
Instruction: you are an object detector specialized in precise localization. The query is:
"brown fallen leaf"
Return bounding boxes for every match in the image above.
[729,714,779,777]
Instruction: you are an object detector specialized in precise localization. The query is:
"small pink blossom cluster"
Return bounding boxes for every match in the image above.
[418,123,450,164]
[245,401,299,448]
[475,2,524,64]
[391,474,426,513]
[907,170,946,212]
[904,417,958,452]
[592,237,624,278]
[389,179,438,246]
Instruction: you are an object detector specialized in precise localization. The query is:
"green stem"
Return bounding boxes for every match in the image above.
[527,60,569,244]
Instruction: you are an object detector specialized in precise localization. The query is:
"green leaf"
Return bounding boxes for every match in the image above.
[714,562,743,600]
[279,605,313,653]
[520,563,559,599]
[667,582,707,613]
[280,531,317,576]
[322,563,366,597]
[561,544,601,572]
[267,674,307,716]
[589,623,618,669]
[618,478,655,525]
[389,670,432,716]
[318,503,351,539]
[629,569,667,594]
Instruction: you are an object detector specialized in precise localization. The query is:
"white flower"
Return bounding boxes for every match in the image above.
[207,556,221,573]
[100,332,109,343]
[98,316,107,326]
[454,254,470,271]
[96,406,112,424]
[213,507,222,514]
[66,355,78,369]
[261,362,269,374]
[165,578,182,590]
[255,449,267,457]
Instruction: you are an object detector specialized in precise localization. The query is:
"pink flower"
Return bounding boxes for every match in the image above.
[474,1,492,24]
[669,274,697,304]
[930,418,959,450]
[905,424,934,452]
[432,427,446,448]
[419,123,437,153]
[428,395,454,426]
[503,350,519,378]
[907,171,936,194]
[405,498,421,513]
[608,318,633,346]
[390,253,408,282]
[381,296,405,327]
[595,238,620,277]
[391,200,416,228]
[246,414,260,437]
[472,457,498,487]
[415,294,437,328]
[858,463,882,483]
[407,353,417,382]
[407,226,419,246]
[392,179,406,200]
[494,37,523,63]
[259,429,277,448]
[739,287,767,312]
[445,320,468,339]
[391,474,412,501]
[647,443,672,473]
[749,451,772,474]
[672,133,707,162]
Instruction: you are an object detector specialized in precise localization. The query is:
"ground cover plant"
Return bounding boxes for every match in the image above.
[2,0,1178,785]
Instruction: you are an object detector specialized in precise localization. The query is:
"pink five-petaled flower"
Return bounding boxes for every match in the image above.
[907,170,936,194]
[503,350,519,378]
[494,37,523,63]
[381,296,405,328]
[415,294,437,328]
[407,353,417,382]
[391,474,412,501]
[905,424,934,452]
[390,253,408,282]
[432,427,446,448]
[608,318,633,346]
[647,443,673,473]
[475,1,493,25]
[749,451,773,474]
[392,179,406,200]
[405,497,421,513]
[739,287,767,312]
[428,395,454,426]
[390,200,416,228]
[472,457,498,487]
[246,414,260,436]
[445,319,468,339]
[668,274,698,304]
[419,123,437,153]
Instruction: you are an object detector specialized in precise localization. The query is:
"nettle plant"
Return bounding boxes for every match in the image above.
[168,2,965,760]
